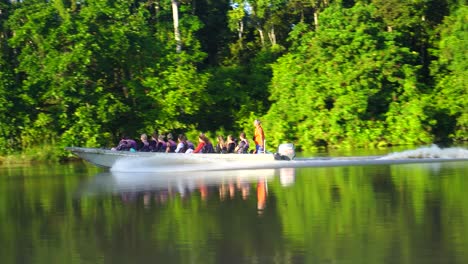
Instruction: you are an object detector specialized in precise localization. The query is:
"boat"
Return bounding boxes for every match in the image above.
[66,143,296,172]
[67,144,468,172]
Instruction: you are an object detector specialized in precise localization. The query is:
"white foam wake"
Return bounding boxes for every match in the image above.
[380,145,468,160]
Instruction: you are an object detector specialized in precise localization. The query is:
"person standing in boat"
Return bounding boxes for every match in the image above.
[138,133,151,152]
[235,132,249,154]
[193,134,215,153]
[253,119,265,154]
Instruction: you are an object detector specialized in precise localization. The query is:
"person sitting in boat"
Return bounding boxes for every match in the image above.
[113,135,137,151]
[193,134,215,153]
[149,131,158,152]
[156,134,167,152]
[187,140,195,150]
[234,132,249,154]
[175,134,189,153]
[166,133,177,153]
[226,134,236,153]
[138,133,151,152]
[215,135,227,154]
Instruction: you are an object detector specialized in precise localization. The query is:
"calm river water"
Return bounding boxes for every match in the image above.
[1,148,467,264]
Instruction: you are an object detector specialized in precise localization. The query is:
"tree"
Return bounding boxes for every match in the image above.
[0,0,16,153]
[193,0,231,66]
[430,5,468,142]
[0,0,466,155]
[287,0,333,27]
[3,0,213,151]
[264,3,433,149]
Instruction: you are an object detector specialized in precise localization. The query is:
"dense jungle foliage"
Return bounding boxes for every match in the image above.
[0,0,466,157]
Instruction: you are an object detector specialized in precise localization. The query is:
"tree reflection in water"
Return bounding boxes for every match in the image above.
[2,161,468,263]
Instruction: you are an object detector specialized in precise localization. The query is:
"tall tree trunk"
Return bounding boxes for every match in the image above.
[171,0,182,53]
[257,28,265,47]
[268,26,276,46]
[238,21,244,40]
[238,20,244,48]
[313,10,319,28]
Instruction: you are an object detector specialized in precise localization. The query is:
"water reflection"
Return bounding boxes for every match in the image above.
[80,169,296,212]
[279,167,296,187]
[2,161,468,264]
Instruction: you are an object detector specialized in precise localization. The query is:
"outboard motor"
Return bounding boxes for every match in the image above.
[276,143,295,160]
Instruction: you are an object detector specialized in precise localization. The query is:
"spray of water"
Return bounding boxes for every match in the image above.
[379,145,468,160]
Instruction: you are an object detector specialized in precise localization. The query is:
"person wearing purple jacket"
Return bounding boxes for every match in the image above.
[113,135,137,151]
[156,134,167,152]
[138,133,151,152]
[165,133,177,152]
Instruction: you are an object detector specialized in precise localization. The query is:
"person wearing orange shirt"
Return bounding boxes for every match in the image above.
[253,119,265,154]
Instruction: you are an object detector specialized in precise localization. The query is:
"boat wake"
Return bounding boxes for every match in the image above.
[378,145,468,159]
[109,145,468,172]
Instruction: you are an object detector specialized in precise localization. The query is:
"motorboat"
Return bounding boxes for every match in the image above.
[66,143,296,171]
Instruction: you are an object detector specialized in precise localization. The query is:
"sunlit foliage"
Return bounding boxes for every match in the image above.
[0,0,465,155]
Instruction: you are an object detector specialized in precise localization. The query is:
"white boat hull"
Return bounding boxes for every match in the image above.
[67,145,468,172]
[66,147,290,171]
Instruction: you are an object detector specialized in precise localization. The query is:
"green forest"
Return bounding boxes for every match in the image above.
[0,0,466,158]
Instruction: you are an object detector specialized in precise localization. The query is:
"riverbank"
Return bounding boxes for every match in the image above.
[0,145,71,166]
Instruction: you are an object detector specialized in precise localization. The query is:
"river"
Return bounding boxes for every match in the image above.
[1,146,467,264]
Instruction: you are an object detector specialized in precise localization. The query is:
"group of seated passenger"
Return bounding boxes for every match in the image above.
[215,133,250,154]
[191,132,251,154]
[113,131,251,154]
[112,132,192,153]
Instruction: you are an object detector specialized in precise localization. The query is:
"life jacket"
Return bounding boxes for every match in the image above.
[127,139,137,150]
[139,141,151,152]
[149,139,158,152]
[237,139,249,154]
[226,142,236,153]
[116,139,133,151]
[156,141,167,152]
[179,141,189,153]
[187,141,195,150]
[202,143,215,153]
[167,140,177,152]
[216,144,227,154]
